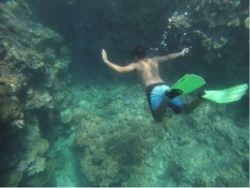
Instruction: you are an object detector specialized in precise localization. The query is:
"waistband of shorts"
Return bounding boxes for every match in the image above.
[145,82,165,94]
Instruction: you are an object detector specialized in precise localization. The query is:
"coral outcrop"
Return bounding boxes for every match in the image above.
[0,1,72,186]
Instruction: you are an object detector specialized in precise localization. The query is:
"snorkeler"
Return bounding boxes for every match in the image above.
[101,46,248,122]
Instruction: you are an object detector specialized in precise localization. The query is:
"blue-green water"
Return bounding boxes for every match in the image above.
[0,0,249,187]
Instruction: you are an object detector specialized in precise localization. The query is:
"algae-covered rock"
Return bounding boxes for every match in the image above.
[244,17,249,29]
[26,157,46,176]
[227,16,240,27]
[25,91,53,109]
[213,37,228,49]
[0,96,22,124]
[60,108,73,124]
[169,12,192,29]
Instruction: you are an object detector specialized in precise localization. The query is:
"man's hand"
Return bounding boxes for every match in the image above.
[180,48,189,56]
[101,49,108,63]
[154,48,189,63]
[100,49,136,73]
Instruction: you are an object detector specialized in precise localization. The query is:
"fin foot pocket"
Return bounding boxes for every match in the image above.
[171,74,206,95]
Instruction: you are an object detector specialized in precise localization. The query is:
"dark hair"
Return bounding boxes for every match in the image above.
[131,45,148,59]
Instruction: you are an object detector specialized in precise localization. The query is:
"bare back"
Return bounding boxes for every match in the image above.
[135,58,164,87]
[101,48,188,87]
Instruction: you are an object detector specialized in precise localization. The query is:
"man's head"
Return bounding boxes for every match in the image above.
[131,45,148,60]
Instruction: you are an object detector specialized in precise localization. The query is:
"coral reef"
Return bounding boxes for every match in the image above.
[0,1,72,186]
[0,0,71,123]
[25,90,53,109]
[72,82,248,187]
[60,108,73,124]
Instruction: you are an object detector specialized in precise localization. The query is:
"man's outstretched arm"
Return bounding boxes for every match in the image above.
[101,49,136,73]
[153,48,189,63]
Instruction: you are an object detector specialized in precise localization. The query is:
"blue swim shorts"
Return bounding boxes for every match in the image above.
[146,82,184,118]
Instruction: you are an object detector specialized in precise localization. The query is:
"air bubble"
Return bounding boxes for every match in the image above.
[150,47,159,51]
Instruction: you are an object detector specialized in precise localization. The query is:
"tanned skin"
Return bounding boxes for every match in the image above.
[101,48,189,87]
[101,48,202,121]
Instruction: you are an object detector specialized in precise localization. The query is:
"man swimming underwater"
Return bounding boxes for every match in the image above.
[101,46,248,122]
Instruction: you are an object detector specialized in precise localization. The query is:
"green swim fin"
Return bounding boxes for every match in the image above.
[202,84,248,104]
[171,74,206,95]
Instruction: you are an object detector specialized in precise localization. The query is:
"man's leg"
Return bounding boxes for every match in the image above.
[153,97,171,122]
[153,89,184,121]
[182,96,203,114]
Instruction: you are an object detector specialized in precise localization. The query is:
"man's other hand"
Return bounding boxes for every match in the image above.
[181,48,189,56]
[101,49,108,63]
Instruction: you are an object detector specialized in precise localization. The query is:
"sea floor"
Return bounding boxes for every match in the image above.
[46,78,249,187]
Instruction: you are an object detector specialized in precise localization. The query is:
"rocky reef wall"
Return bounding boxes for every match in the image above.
[0,1,73,186]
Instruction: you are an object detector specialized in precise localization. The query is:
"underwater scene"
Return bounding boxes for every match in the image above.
[0,0,249,187]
